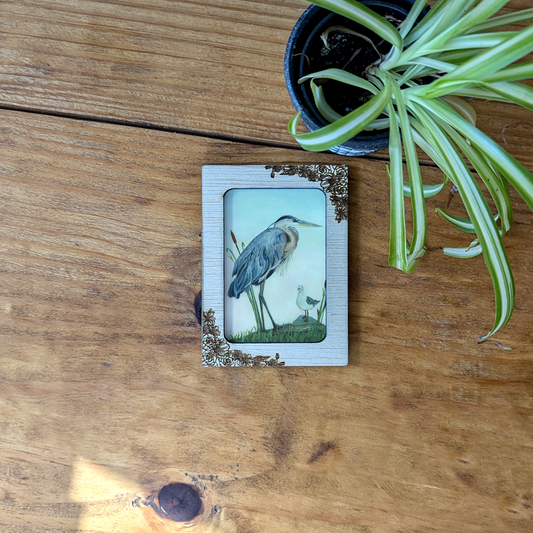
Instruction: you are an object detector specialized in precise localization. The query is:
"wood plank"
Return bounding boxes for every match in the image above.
[0,109,532,532]
[0,0,300,146]
[1,0,533,166]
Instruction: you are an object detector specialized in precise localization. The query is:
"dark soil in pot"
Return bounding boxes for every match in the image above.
[285,0,420,156]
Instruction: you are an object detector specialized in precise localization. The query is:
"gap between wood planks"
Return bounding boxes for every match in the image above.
[0,102,449,169]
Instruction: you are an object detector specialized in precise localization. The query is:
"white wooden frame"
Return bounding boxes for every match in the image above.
[202,165,348,367]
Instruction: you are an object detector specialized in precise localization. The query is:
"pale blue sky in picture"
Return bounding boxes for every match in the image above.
[224,188,326,338]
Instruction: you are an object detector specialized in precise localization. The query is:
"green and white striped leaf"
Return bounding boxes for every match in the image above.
[443,0,512,36]
[436,209,478,233]
[438,31,516,52]
[481,81,533,112]
[410,122,449,170]
[467,7,533,33]
[405,0,455,45]
[308,80,389,130]
[436,208,500,234]
[443,243,483,258]
[309,0,403,49]
[408,98,514,342]
[410,0,512,59]
[390,75,426,269]
[299,68,378,95]
[441,95,477,125]
[417,97,533,211]
[436,49,482,64]
[401,181,446,198]
[288,81,391,151]
[483,60,533,83]
[436,115,513,233]
[364,118,390,130]
[309,81,343,123]
[394,64,426,87]
[405,57,456,73]
[449,86,509,102]
[387,95,408,271]
[418,24,533,98]
[399,0,428,38]
[404,0,475,50]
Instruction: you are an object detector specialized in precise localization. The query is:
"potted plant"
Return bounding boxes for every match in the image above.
[286,0,533,342]
[285,0,424,156]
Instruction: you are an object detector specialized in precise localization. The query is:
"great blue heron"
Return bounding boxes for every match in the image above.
[296,285,320,321]
[228,215,321,331]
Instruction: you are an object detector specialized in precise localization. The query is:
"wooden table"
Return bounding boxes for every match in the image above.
[0,1,532,532]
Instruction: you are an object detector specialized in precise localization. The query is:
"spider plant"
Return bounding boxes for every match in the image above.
[288,0,533,342]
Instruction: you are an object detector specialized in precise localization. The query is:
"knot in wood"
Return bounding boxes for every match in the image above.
[158,483,202,522]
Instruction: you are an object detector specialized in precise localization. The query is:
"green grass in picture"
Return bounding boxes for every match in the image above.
[228,319,326,343]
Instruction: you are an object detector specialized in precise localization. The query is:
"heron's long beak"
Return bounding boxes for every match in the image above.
[297,219,321,227]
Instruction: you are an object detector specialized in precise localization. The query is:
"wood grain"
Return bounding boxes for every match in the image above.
[0,109,532,532]
[1,0,533,166]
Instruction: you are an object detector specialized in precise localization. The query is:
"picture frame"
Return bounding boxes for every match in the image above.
[202,164,348,367]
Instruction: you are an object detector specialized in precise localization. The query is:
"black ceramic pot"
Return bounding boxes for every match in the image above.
[285,0,418,156]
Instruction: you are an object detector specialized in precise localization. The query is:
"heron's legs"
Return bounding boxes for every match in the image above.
[257,285,266,332]
[259,282,278,330]
[258,292,266,332]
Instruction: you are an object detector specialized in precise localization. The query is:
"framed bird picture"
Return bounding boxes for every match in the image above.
[202,165,348,367]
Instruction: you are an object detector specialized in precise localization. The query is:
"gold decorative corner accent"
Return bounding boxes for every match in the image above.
[265,165,348,222]
[202,309,285,367]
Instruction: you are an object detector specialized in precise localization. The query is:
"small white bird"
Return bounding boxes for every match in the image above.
[296,285,320,321]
